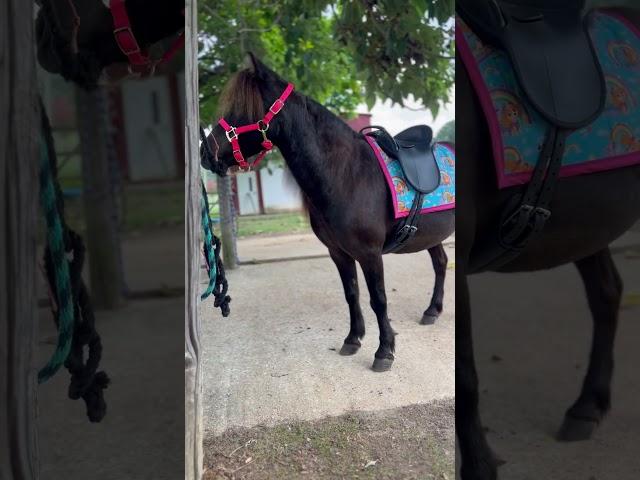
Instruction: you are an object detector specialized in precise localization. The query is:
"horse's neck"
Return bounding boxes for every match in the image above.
[273,98,360,211]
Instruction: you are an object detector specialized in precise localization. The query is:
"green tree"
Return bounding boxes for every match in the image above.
[435,119,454,143]
[198,0,454,123]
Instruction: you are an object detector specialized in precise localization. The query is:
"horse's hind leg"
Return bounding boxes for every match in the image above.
[329,248,366,356]
[359,254,395,372]
[422,243,448,325]
[558,247,622,442]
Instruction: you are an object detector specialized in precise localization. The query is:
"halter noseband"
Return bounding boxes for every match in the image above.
[218,83,294,171]
[110,0,185,76]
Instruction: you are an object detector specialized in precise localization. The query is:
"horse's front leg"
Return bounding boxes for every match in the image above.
[359,254,395,372]
[558,247,622,441]
[422,243,448,325]
[458,272,500,480]
[328,248,366,355]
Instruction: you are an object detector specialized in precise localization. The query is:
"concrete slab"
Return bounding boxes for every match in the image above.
[37,298,184,480]
[201,237,455,435]
[464,237,640,478]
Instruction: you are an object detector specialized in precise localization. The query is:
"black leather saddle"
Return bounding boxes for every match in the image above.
[363,125,440,194]
[458,0,605,127]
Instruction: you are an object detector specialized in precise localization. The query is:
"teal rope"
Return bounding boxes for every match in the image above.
[201,182,217,300]
[38,135,74,383]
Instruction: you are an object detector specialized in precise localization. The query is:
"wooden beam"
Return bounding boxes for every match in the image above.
[185,1,203,479]
[0,1,40,478]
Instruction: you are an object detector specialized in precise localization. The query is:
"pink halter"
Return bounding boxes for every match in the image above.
[218,83,294,170]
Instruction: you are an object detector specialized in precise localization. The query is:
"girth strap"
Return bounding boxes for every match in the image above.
[470,127,570,271]
[383,192,425,254]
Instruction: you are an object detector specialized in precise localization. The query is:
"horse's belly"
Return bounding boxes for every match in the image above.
[486,167,640,272]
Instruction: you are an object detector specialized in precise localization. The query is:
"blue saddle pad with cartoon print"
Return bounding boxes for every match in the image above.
[457,10,640,188]
[365,136,455,219]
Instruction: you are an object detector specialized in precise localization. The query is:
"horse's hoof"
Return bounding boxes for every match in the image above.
[420,313,438,325]
[371,357,394,372]
[557,415,598,442]
[339,343,360,356]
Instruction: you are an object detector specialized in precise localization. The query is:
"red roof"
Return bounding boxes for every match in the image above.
[345,113,371,132]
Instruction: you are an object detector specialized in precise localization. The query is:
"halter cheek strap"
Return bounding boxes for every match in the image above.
[110,0,185,75]
[218,83,294,170]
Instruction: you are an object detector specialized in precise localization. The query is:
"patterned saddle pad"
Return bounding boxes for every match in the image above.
[365,136,455,219]
[457,10,640,188]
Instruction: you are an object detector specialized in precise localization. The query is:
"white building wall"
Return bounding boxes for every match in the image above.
[260,167,303,213]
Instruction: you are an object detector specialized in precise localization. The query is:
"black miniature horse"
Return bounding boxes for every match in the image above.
[202,55,455,372]
[457,7,640,480]
[35,0,184,88]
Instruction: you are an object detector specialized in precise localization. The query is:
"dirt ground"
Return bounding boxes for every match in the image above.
[461,228,640,479]
[204,398,454,480]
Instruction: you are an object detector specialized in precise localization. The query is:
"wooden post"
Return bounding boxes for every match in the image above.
[217,175,238,268]
[0,1,40,478]
[75,86,125,309]
[185,1,203,479]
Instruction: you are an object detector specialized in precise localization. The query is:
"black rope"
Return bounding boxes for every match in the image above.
[40,98,109,422]
[211,233,231,317]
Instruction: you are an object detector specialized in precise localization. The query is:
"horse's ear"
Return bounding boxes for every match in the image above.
[245,52,258,71]
[245,52,267,77]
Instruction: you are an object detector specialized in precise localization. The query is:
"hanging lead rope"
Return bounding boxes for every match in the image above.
[201,180,217,300]
[39,100,109,422]
[37,133,74,383]
[200,126,231,317]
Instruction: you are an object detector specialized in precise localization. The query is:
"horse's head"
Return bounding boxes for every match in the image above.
[202,54,294,176]
[35,0,184,89]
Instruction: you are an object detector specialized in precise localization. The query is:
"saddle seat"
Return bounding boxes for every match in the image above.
[365,125,440,194]
[457,0,605,128]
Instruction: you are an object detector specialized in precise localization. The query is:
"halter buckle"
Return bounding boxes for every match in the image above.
[114,26,141,55]
[225,127,238,142]
[269,99,284,114]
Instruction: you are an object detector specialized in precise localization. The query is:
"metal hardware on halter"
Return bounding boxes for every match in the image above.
[217,83,295,171]
[269,99,285,115]
[110,0,185,73]
[225,127,238,142]
[113,26,141,55]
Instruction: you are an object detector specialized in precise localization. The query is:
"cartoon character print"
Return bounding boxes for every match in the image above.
[443,192,455,203]
[620,45,640,67]
[499,101,526,135]
[611,43,640,68]
[611,125,640,153]
[609,82,631,114]
[505,157,533,174]
[394,177,408,195]
[441,155,454,167]
[440,171,451,186]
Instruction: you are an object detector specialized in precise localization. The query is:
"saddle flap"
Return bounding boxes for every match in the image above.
[458,0,605,128]
[364,125,440,194]
[395,125,433,146]
[396,144,441,194]
[502,5,605,127]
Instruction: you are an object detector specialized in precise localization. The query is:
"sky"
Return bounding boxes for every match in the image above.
[362,89,455,137]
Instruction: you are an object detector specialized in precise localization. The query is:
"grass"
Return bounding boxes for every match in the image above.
[59,181,183,237]
[203,400,455,480]
[236,212,310,238]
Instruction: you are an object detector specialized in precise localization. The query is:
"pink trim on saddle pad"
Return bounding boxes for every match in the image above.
[365,136,455,220]
[456,11,640,189]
